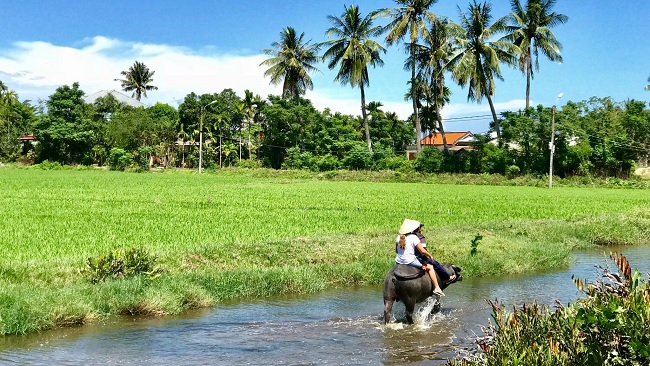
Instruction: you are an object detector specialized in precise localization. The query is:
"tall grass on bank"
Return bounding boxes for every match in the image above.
[448,253,650,365]
[1,167,649,335]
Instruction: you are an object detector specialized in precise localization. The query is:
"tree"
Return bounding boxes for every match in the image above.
[261,27,320,100]
[448,1,519,143]
[0,82,35,161]
[241,89,264,159]
[409,18,463,151]
[366,101,415,153]
[321,4,386,152]
[114,61,159,101]
[377,0,439,153]
[34,83,96,164]
[506,0,568,108]
[646,76,650,91]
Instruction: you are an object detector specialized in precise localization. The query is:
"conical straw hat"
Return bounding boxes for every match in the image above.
[399,219,422,235]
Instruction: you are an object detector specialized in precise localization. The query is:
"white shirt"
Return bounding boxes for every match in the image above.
[394,234,421,265]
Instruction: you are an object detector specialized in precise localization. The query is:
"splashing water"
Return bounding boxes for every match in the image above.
[413,296,443,329]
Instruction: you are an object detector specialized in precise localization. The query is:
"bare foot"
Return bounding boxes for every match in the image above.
[433,288,445,297]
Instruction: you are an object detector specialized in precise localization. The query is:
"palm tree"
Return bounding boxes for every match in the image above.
[506,0,568,108]
[321,5,386,152]
[242,90,256,157]
[177,123,189,168]
[377,0,439,153]
[447,1,518,142]
[409,18,462,151]
[114,61,158,101]
[261,27,320,100]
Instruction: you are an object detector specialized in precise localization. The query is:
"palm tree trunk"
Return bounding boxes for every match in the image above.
[438,78,448,152]
[411,42,422,153]
[477,57,501,145]
[525,47,532,109]
[486,93,501,143]
[181,139,186,168]
[360,84,371,152]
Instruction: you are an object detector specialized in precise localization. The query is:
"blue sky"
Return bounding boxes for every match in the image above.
[1,0,648,133]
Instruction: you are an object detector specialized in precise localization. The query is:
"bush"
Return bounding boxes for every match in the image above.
[506,165,521,179]
[282,147,314,170]
[108,148,133,171]
[136,145,154,171]
[34,160,63,170]
[449,253,650,366]
[342,143,372,170]
[313,154,340,172]
[236,159,263,169]
[413,147,444,173]
[83,247,162,284]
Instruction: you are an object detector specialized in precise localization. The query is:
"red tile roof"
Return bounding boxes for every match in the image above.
[420,132,472,146]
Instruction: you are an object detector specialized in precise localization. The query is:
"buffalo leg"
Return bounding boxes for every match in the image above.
[405,302,415,324]
[383,299,394,324]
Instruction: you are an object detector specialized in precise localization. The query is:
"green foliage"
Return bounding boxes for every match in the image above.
[33,83,97,164]
[0,86,36,162]
[283,147,314,170]
[34,160,63,170]
[450,254,650,366]
[342,142,372,170]
[470,233,482,256]
[414,147,444,173]
[506,164,520,179]
[381,155,414,172]
[108,147,133,171]
[136,145,154,171]
[83,248,161,284]
[235,158,263,169]
[313,154,340,171]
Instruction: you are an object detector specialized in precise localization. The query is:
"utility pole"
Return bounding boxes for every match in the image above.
[548,93,563,188]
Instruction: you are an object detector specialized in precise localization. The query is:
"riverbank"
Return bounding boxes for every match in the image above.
[1,167,649,335]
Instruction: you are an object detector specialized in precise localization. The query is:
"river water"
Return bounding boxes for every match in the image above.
[1,246,648,365]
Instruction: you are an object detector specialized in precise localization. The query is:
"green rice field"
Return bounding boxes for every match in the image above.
[1,167,649,334]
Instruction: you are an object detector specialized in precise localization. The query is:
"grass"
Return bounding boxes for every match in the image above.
[1,166,649,335]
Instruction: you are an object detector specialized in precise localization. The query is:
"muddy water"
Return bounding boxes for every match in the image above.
[1,246,648,365]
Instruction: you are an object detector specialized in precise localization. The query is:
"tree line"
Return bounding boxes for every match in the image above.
[0,0,648,178]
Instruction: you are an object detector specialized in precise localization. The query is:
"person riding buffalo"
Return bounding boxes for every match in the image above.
[414,227,456,285]
[394,219,445,297]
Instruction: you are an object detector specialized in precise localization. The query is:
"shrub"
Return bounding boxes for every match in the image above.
[506,165,521,179]
[282,147,314,170]
[83,248,162,283]
[413,147,444,173]
[136,145,154,171]
[313,154,340,172]
[108,148,133,171]
[380,155,410,171]
[449,253,650,366]
[35,160,63,170]
[235,159,263,169]
[342,143,372,170]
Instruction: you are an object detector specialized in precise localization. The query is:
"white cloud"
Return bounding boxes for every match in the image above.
[0,37,283,106]
[0,36,527,133]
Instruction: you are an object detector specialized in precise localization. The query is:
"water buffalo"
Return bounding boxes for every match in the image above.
[383,263,462,324]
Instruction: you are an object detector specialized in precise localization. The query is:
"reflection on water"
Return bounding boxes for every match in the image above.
[1,246,648,365]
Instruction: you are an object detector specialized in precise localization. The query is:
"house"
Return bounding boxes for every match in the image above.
[83,90,145,108]
[406,131,476,160]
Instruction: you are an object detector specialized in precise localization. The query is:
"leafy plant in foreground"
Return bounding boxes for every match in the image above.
[470,234,483,256]
[83,247,162,283]
[449,252,650,365]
